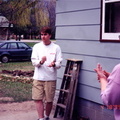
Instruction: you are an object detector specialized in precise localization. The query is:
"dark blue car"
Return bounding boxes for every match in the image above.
[0,41,32,63]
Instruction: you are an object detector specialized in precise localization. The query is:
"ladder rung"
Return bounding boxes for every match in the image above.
[64,74,72,77]
[67,58,82,62]
[57,103,66,109]
[60,89,69,93]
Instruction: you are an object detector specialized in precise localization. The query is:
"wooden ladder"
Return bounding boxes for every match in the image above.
[54,59,83,120]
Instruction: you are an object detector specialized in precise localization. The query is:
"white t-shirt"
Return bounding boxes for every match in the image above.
[31,41,63,81]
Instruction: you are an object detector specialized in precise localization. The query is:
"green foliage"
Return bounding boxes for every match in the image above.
[0,0,56,40]
[35,1,49,28]
[0,0,39,27]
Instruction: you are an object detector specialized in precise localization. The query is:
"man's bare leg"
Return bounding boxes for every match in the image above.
[35,100,44,119]
[45,102,53,117]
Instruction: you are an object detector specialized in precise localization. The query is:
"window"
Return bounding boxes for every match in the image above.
[18,43,29,49]
[0,43,7,49]
[101,0,120,42]
[8,43,17,49]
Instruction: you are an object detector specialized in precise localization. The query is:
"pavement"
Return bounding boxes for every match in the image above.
[0,105,62,120]
[0,92,63,120]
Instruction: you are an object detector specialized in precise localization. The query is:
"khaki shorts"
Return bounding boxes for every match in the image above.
[32,80,56,102]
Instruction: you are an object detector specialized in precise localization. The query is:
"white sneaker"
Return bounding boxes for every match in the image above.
[38,118,45,120]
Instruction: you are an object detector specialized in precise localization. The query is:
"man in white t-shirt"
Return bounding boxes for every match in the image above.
[31,27,63,120]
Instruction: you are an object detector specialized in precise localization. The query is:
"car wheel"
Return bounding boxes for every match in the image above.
[1,55,9,63]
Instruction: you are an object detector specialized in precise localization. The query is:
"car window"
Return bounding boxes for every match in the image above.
[0,43,7,49]
[0,42,4,46]
[8,43,17,49]
[18,43,29,49]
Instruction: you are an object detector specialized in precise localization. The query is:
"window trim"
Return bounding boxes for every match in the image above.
[100,0,120,42]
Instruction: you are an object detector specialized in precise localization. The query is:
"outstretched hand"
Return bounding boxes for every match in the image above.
[94,63,107,81]
[94,63,109,91]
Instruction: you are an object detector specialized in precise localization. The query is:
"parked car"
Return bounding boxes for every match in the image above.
[0,41,32,63]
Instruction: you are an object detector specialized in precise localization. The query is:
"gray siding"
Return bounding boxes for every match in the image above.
[56,0,120,106]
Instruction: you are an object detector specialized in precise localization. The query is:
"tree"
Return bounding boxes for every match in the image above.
[45,0,56,38]
[35,0,56,38]
[0,0,39,39]
[0,0,56,40]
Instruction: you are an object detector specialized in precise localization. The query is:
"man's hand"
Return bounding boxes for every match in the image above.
[40,56,46,64]
[48,61,55,67]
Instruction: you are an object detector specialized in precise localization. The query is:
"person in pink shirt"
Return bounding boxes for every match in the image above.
[94,63,120,120]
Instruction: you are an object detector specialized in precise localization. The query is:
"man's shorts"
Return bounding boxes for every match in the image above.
[32,80,56,102]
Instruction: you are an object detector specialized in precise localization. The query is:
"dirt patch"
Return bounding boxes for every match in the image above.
[0,101,35,113]
[0,97,14,102]
[0,101,37,120]
[1,70,34,77]
[0,92,62,120]
[0,100,60,120]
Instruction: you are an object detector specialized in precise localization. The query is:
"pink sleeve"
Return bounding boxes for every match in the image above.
[101,64,120,105]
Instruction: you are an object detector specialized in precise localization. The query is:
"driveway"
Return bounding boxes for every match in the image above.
[0,101,62,120]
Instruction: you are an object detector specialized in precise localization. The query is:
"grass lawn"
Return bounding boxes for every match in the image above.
[0,61,34,71]
[0,80,32,102]
[26,42,37,47]
[0,55,35,102]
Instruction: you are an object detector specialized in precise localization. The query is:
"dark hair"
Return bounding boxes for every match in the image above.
[40,27,51,35]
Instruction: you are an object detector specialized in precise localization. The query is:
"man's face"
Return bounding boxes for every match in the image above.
[41,32,51,44]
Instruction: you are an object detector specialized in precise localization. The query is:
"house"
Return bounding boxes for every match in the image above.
[0,15,13,40]
[55,0,120,120]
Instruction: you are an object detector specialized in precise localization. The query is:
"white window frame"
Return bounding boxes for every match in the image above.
[101,0,120,42]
